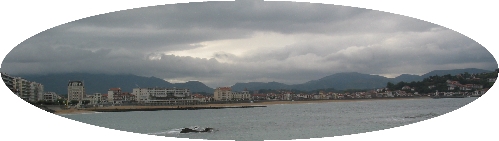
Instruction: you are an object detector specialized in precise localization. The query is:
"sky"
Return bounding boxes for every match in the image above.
[0,0,497,88]
[1,1,499,141]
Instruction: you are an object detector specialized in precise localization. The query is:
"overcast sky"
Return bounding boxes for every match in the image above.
[0,0,496,88]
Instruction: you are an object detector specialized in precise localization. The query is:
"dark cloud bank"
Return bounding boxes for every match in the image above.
[1,0,496,88]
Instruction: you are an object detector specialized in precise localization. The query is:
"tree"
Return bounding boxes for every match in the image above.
[56,99,66,105]
[395,81,405,90]
[82,100,91,105]
[386,82,395,90]
[69,100,79,105]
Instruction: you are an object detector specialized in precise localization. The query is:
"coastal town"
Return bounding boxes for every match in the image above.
[1,70,496,113]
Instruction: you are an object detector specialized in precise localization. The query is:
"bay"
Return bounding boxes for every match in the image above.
[61,97,476,141]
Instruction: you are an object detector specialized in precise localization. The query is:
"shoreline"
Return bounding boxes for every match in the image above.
[54,96,431,115]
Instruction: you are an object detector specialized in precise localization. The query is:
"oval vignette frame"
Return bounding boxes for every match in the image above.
[1,1,498,141]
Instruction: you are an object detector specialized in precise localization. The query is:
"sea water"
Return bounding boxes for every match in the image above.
[61,98,476,141]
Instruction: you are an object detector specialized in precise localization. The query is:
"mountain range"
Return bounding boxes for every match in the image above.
[231,68,494,91]
[18,73,214,95]
[16,68,493,95]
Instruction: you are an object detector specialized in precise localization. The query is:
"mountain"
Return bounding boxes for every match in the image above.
[12,68,494,95]
[295,72,391,91]
[232,68,495,92]
[173,81,216,93]
[421,68,493,78]
[231,82,290,92]
[232,72,392,91]
[18,73,214,95]
[393,74,424,83]
[392,68,493,83]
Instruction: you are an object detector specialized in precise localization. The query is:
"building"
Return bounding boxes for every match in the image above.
[191,94,207,102]
[282,93,292,100]
[42,92,60,102]
[232,89,251,100]
[31,82,44,101]
[14,77,43,102]
[319,91,327,99]
[91,93,102,104]
[214,87,231,101]
[132,87,190,103]
[334,93,345,99]
[120,92,136,103]
[213,87,252,101]
[1,72,16,93]
[1,73,44,102]
[251,94,268,100]
[67,81,85,102]
[132,88,149,102]
[101,94,108,103]
[488,78,497,83]
[107,88,122,104]
[82,93,104,105]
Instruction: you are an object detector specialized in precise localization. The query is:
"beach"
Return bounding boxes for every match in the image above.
[53,97,430,115]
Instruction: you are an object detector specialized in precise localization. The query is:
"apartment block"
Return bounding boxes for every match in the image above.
[68,81,85,102]
[132,87,190,103]
[2,72,44,102]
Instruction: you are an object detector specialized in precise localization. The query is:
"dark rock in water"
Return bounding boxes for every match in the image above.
[180,127,214,133]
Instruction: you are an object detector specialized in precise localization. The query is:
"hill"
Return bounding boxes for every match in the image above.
[13,68,494,95]
[421,68,493,78]
[231,68,494,92]
[18,73,214,95]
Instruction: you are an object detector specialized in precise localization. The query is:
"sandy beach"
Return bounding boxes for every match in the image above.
[54,97,430,115]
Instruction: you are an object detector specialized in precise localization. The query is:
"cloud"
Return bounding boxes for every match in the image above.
[1,1,496,88]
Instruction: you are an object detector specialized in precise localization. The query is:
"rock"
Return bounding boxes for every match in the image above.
[180,127,214,133]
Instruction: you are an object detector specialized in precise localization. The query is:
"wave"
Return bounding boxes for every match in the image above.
[147,129,181,135]
[404,113,440,119]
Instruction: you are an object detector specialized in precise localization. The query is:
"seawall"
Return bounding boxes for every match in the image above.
[87,105,267,112]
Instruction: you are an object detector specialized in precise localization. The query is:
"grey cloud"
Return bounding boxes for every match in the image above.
[70,1,437,39]
[1,1,496,88]
[232,27,496,76]
[29,24,252,53]
[2,49,227,79]
[4,44,111,64]
[14,1,440,56]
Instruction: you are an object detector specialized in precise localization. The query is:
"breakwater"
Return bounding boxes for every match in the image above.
[87,105,267,112]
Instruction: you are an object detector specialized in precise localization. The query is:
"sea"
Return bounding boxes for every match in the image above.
[60,97,477,141]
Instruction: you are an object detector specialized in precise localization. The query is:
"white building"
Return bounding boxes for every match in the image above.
[214,87,231,101]
[42,92,60,102]
[32,82,44,101]
[107,88,122,104]
[1,72,16,93]
[132,87,190,103]
[488,78,496,83]
[191,94,207,102]
[232,90,251,100]
[282,93,292,100]
[4,75,44,102]
[214,87,251,101]
[133,88,150,102]
[22,79,44,102]
[68,81,85,102]
[90,93,102,104]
